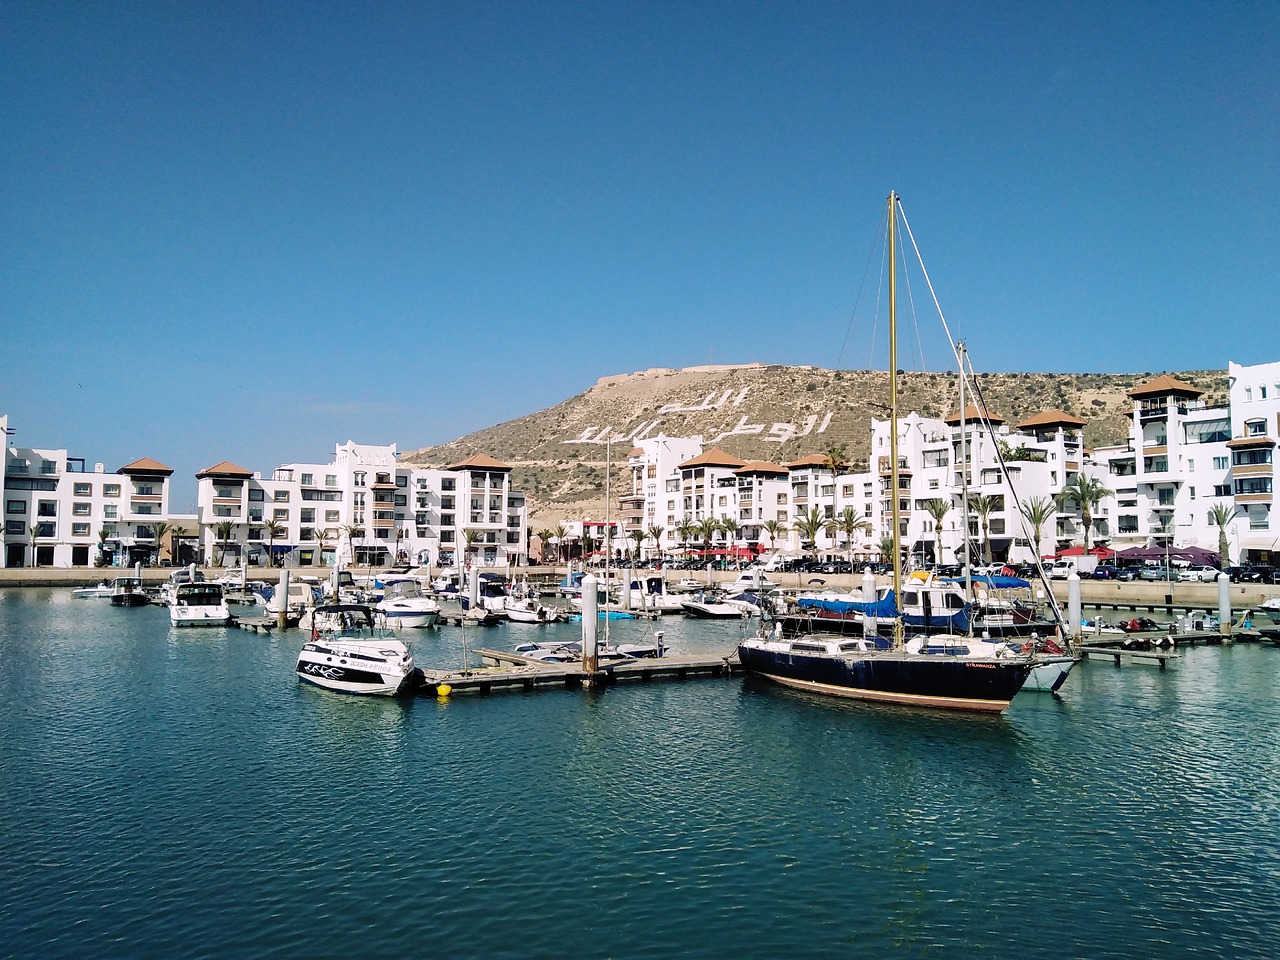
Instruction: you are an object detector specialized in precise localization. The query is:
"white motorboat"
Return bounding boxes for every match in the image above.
[505,596,562,623]
[71,581,114,599]
[109,577,150,607]
[263,580,317,621]
[169,582,232,627]
[376,577,441,629]
[295,604,416,696]
[680,590,752,619]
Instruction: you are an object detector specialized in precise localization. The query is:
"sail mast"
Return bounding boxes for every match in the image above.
[887,192,903,650]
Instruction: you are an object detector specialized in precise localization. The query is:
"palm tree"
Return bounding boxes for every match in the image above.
[96,525,111,567]
[761,518,789,555]
[694,517,719,558]
[878,534,898,572]
[628,528,647,563]
[313,527,330,567]
[1019,497,1056,565]
[923,498,951,567]
[967,494,999,564]
[823,444,847,524]
[214,520,235,566]
[533,528,555,565]
[151,520,172,567]
[719,517,741,559]
[793,506,825,554]
[1208,502,1235,567]
[832,506,871,569]
[169,524,190,567]
[28,523,40,568]
[1056,474,1114,550]
[553,523,570,564]
[462,528,482,569]
[675,517,698,553]
[647,524,665,563]
[263,519,286,567]
[340,523,364,568]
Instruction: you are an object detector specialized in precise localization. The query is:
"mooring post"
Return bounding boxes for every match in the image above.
[1067,571,1082,643]
[581,573,599,682]
[277,569,290,631]
[1217,572,1232,643]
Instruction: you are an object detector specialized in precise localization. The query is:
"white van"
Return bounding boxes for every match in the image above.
[1047,559,1076,580]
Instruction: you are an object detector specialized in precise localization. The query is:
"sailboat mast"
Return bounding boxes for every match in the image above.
[887,192,903,649]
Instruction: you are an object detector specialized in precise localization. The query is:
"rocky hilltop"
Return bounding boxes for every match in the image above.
[402,363,1227,526]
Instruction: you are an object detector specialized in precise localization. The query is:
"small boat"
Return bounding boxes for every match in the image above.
[71,581,114,599]
[376,577,441,629]
[109,577,150,607]
[505,596,562,623]
[295,604,415,696]
[264,580,317,621]
[681,590,751,619]
[169,582,232,627]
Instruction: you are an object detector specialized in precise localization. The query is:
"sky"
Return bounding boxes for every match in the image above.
[3,0,1278,510]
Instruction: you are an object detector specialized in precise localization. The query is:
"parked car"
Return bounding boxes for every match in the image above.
[1177,565,1221,583]
[1115,566,1141,581]
[1091,564,1119,580]
[1137,565,1173,581]
[1237,564,1278,584]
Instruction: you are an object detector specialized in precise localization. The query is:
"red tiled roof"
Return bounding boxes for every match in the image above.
[196,460,254,479]
[119,456,174,475]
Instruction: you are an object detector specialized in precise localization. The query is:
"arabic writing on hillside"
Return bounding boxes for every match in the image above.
[561,383,835,446]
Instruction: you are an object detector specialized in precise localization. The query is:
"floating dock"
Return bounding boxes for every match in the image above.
[418,648,739,696]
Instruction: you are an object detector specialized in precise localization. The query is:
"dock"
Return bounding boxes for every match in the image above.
[418,648,739,696]
[1077,640,1178,668]
[232,616,276,633]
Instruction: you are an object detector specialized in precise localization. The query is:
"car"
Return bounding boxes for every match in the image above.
[1114,566,1140,581]
[1237,564,1278,583]
[1091,564,1118,579]
[1137,565,1172,581]
[1177,565,1221,583]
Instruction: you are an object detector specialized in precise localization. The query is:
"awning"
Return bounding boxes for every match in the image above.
[268,544,296,553]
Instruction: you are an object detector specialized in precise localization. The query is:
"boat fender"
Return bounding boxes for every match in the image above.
[436,684,452,698]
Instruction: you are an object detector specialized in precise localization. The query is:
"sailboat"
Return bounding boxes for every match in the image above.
[737,192,1034,713]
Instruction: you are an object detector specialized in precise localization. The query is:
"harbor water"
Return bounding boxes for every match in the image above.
[1,588,1278,959]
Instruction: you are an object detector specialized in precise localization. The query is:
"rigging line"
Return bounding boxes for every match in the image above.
[897,198,962,369]
[891,202,927,372]
[837,201,891,372]
[961,354,1068,631]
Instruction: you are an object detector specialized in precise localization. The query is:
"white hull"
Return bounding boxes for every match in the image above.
[1022,656,1079,694]
[296,640,414,696]
[170,605,232,627]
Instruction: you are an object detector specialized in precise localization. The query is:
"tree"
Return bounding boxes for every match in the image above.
[832,506,871,569]
[1019,497,1056,565]
[694,517,719,556]
[675,517,698,552]
[762,518,789,554]
[214,520,235,566]
[878,534,898,572]
[96,525,111,567]
[151,520,172,567]
[1208,502,1235,567]
[553,523,570,564]
[534,528,556,565]
[923,498,951,567]
[28,523,40,568]
[793,506,825,552]
[628,528,647,563]
[313,527,330,568]
[263,519,286,567]
[967,494,999,564]
[823,444,847,524]
[1055,474,1114,550]
[462,528,482,568]
[169,524,190,567]
[647,525,665,562]
[340,523,364,567]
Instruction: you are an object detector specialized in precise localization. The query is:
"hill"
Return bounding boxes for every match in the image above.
[401,363,1227,526]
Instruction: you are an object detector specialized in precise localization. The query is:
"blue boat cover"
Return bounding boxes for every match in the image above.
[796,592,899,617]
[941,575,1031,589]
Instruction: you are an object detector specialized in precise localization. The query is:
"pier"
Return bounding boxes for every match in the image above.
[418,648,739,696]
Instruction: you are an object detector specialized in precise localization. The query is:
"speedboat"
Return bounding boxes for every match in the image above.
[72,581,114,599]
[680,590,751,619]
[109,577,150,607]
[169,582,232,627]
[505,596,562,623]
[295,604,416,696]
[376,577,441,628]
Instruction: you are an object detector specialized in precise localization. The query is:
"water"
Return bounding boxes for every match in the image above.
[1,589,1278,959]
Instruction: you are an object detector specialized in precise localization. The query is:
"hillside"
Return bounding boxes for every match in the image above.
[401,363,1227,526]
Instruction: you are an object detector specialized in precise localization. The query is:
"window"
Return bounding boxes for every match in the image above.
[1214,484,1231,497]
[273,508,289,521]
[104,484,120,497]
[103,505,117,519]
[325,510,339,523]
[353,472,366,487]
[37,500,57,517]
[73,502,91,516]
[1235,478,1273,496]
[274,490,289,502]
[41,460,57,475]
[1214,456,1229,470]
[73,523,90,536]
[136,484,155,496]
[1246,419,1267,437]
[74,482,92,496]
[248,488,265,502]
[301,509,315,523]
[6,520,24,534]
[1189,487,1196,499]
[396,475,408,488]
[6,500,25,514]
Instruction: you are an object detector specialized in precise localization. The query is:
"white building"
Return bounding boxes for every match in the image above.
[3,413,189,568]
[195,442,528,570]
[1227,359,1280,563]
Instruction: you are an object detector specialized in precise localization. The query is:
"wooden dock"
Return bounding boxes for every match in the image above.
[1078,642,1178,668]
[232,616,276,633]
[418,648,739,696]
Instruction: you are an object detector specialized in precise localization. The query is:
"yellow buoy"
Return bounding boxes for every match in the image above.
[436,684,453,697]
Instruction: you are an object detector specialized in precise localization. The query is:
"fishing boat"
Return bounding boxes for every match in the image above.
[295,604,415,696]
[168,581,232,627]
[737,192,1034,713]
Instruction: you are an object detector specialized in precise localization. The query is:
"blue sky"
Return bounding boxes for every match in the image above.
[4,1,1278,510]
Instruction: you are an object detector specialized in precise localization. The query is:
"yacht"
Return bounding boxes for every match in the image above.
[109,577,150,607]
[375,577,441,628]
[169,582,232,627]
[295,604,416,696]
